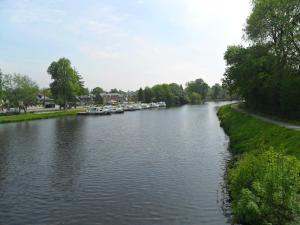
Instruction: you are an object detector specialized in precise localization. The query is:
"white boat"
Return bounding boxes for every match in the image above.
[158,102,167,107]
[150,102,159,108]
[77,107,111,115]
[133,104,142,110]
[141,103,150,109]
[111,106,124,114]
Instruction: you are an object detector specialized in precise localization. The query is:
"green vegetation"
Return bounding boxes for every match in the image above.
[0,71,39,112]
[218,105,300,225]
[229,149,300,225]
[223,0,300,119]
[0,109,83,124]
[136,79,232,107]
[47,58,86,109]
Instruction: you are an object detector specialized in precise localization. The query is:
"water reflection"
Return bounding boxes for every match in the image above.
[0,103,231,225]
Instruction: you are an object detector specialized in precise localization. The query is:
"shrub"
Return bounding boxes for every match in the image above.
[229,149,300,225]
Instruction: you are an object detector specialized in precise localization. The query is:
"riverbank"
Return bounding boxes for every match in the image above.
[218,105,300,225]
[0,109,84,124]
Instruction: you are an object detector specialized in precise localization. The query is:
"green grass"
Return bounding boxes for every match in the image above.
[218,105,300,225]
[218,105,300,159]
[0,109,84,124]
[239,102,300,127]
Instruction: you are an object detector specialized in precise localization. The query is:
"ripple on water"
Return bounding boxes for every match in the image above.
[0,102,231,225]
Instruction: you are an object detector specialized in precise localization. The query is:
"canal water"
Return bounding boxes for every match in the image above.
[0,102,230,225]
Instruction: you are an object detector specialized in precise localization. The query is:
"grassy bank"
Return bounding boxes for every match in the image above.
[218,105,300,225]
[0,109,84,124]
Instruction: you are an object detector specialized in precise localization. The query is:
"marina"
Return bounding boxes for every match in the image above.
[77,102,167,116]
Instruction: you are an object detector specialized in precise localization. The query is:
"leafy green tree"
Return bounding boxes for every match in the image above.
[47,58,83,109]
[12,75,39,112]
[246,0,300,69]
[143,87,153,103]
[189,92,202,104]
[137,88,144,102]
[223,45,279,113]
[0,69,4,109]
[210,83,223,100]
[82,88,89,95]
[110,88,119,93]
[91,87,104,96]
[185,78,209,100]
[91,87,104,104]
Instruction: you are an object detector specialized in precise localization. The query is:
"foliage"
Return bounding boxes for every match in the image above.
[218,105,300,158]
[189,92,202,104]
[40,88,53,99]
[91,87,104,104]
[136,79,232,106]
[138,88,144,102]
[223,0,300,119]
[246,0,300,69]
[218,105,300,224]
[91,87,104,96]
[0,73,39,111]
[143,87,153,103]
[209,83,230,100]
[185,78,209,100]
[47,58,83,109]
[136,83,188,106]
[229,149,300,225]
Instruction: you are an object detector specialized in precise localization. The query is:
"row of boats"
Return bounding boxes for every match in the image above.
[77,102,167,116]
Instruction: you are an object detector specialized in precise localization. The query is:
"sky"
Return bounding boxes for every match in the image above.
[0,0,251,91]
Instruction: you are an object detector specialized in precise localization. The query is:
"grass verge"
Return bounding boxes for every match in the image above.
[218,105,300,225]
[0,109,84,124]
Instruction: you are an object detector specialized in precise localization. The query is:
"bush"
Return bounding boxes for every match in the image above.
[229,149,300,225]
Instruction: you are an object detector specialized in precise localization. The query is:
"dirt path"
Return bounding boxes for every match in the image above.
[231,104,300,131]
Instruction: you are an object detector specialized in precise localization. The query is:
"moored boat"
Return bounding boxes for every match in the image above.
[77,107,111,116]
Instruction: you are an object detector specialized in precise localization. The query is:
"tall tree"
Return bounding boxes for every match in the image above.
[0,69,4,108]
[210,83,222,100]
[12,74,39,112]
[91,87,104,104]
[246,0,300,70]
[185,78,209,100]
[137,88,144,102]
[91,87,104,96]
[47,58,82,109]
[143,87,153,103]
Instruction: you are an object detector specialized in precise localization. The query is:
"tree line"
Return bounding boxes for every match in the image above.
[136,79,233,107]
[223,0,300,119]
[0,57,233,112]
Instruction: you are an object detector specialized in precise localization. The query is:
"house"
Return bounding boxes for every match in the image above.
[77,95,95,106]
[37,94,55,108]
[100,93,126,104]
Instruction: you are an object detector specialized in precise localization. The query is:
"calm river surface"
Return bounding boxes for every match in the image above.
[0,102,230,225]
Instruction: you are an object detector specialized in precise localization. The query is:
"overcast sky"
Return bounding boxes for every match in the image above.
[0,0,251,91]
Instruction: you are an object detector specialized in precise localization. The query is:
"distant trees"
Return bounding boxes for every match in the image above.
[0,72,39,112]
[185,78,209,100]
[91,87,104,96]
[134,78,233,107]
[143,87,153,103]
[138,88,144,102]
[47,58,83,109]
[189,92,202,104]
[223,0,300,119]
[91,87,104,104]
[136,83,189,107]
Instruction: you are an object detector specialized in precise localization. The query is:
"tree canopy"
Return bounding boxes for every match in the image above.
[223,0,300,119]
[47,58,83,108]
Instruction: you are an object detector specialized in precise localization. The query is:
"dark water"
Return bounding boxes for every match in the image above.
[0,102,230,225]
